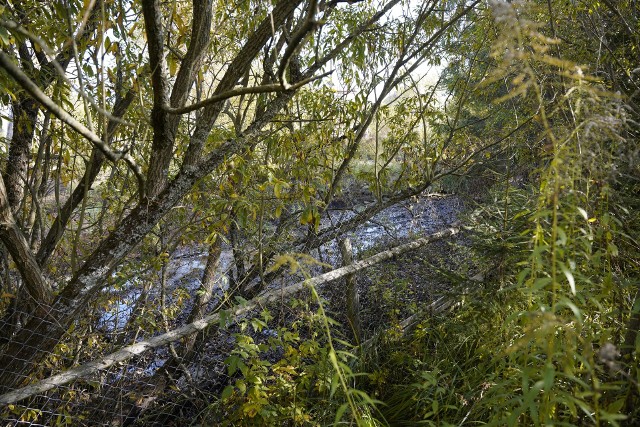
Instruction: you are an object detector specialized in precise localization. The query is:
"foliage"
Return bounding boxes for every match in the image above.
[0,0,638,425]
[205,293,381,426]
[336,2,640,426]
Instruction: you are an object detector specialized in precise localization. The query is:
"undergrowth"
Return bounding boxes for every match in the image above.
[203,2,640,425]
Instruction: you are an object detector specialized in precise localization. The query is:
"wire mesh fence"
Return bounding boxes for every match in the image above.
[1,337,234,426]
[0,225,461,426]
[1,292,291,426]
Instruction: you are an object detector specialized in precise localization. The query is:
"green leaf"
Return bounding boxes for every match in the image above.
[606,398,626,414]
[557,298,583,322]
[0,27,10,46]
[219,310,231,328]
[221,385,234,400]
[225,355,239,375]
[168,55,177,77]
[543,363,555,392]
[559,262,576,295]
[334,403,349,424]
[300,206,313,225]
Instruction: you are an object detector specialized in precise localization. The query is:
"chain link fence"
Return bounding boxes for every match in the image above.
[1,334,236,426]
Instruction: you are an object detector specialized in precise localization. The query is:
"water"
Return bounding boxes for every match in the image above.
[98,195,462,333]
[321,195,462,260]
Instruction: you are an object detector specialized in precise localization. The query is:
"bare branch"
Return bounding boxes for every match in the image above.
[36,89,137,266]
[164,71,332,115]
[179,0,303,169]
[0,51,145,192]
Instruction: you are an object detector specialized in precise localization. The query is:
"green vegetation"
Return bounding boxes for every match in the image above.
[0,0,638,425]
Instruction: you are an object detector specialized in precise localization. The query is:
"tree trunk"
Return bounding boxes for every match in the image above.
[114,239,223,425]
[3,97,39,213]
[340,238,361,344]
[165,238,223,371]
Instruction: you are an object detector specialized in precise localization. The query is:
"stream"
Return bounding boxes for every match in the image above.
[98,194,463,333]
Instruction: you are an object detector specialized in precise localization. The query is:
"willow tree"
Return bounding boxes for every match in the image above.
[0,0,493,394]
[351,1,640,424]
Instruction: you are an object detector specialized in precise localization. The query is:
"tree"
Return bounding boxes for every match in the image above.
[0,0,488,395]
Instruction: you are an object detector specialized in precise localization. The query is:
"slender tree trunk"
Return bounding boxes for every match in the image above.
[4,97,39,213]
[340,238,361,344]
[166,237,222,370]
[229,212,246,290]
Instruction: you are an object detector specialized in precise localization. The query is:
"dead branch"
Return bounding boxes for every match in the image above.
[0,223,459,405]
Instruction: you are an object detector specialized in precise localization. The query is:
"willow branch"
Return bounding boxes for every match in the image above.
[164,71,332,115]
[0,52,145,192]
[277,0,321,89]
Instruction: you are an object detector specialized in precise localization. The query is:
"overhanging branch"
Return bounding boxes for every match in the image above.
[164,71,332,115]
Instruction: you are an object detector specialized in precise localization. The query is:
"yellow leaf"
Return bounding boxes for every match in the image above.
[300,207,313,225]
[168,56,177,77]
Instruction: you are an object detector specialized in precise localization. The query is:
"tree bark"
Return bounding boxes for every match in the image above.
[3,97,39,212]
[167,238,223,369]
[144,0,215,199]
[0,169,52,307]
[340,238,361,344]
